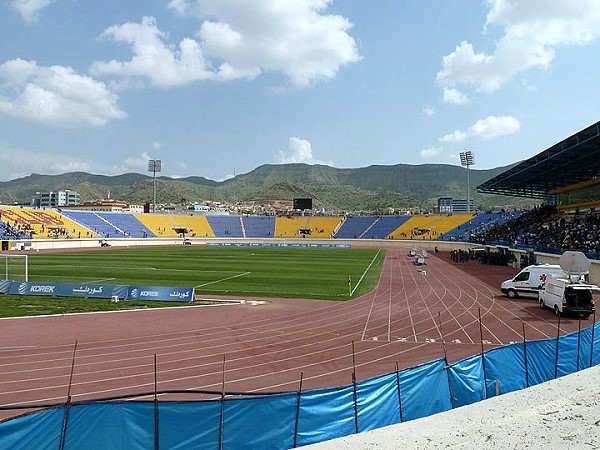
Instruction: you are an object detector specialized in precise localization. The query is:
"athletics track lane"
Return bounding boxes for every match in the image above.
[0,248,595,421]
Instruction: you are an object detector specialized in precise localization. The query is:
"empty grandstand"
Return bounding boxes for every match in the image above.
[62,210,154,238]
[274,216,308,238]
[335,216,378,239]
[361,215,410,239]
[302,216,343,238]
[206,215,244,237]
[241,215,275,238]
[389,214,474,240]
[133,214,215,238]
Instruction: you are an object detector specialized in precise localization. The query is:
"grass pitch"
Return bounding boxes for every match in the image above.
[24,244,385,301]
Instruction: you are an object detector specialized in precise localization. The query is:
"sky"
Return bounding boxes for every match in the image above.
[1,0,600,182]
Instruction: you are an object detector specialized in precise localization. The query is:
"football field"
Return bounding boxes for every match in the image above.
[26,245,385,300]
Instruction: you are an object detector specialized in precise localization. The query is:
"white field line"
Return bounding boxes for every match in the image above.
[34,264,230,274]
[195,272,251,288]
[351,249,381,296]
[85,277,117,284]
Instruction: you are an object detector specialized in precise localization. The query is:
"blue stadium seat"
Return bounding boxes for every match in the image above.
[334,216,378,239]
[206,215,244,237]
[436,212,519,242]
[96,212,155,238]
[362,216,410,239]
[242,216,275,238]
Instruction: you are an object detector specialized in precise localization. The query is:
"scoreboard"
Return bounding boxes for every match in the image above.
[293,198,312,210]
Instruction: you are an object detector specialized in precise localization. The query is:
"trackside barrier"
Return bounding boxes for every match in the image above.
[0,281,194,302]
[206,242,352,248]
[0,322,598,449]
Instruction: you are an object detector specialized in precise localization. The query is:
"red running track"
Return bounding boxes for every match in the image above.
[0,248,595,420]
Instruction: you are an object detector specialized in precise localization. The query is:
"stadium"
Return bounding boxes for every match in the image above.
[0,121,599,449]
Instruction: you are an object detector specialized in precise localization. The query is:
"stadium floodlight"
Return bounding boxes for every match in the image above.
[148,160,162,213]
[459,151,474,213]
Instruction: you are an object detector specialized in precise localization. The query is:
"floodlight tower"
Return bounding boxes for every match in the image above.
[459,151,474,213]
[148,159,162,213]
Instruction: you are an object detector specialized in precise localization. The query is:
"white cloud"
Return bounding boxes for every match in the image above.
[436,0,600,93]
[0,142,92,181]
[114,152,154,173]
[420,147,442,159]
[10,0,54,23]
[93,1,360,88]
[439,115,521,143]
[168,161,189,179]
[165,0,191,15]
[439,129,467,144]
[520,77,538,92]
[423,106,435,117]
[218,173,235,182]
[443,87,470,105]
[0,144,171,182]
[275,137,333,166]
[91,17,213,88]
[0,59,127,127]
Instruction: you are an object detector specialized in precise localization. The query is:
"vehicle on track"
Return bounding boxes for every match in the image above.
[500,264,565,299]
[539,277,597,318]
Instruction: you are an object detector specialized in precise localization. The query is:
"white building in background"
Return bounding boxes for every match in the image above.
[57,190,80,206]
[60,192,146,213]
[438,197,453,214]
[437,197,474,214]
[452,199,474,213]
[36,190,80,208]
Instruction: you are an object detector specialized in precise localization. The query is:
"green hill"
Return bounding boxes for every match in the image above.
[0,163,532,212]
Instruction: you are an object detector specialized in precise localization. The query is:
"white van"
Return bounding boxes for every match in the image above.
[539,278,597,318]
[500,264,566,299]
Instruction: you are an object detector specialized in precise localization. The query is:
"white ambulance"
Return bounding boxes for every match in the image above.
[500,264,566,299]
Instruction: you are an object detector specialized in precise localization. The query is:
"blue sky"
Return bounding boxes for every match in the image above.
[1,0,600,182]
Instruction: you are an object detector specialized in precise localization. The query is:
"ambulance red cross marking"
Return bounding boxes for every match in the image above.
[539,273,547,282]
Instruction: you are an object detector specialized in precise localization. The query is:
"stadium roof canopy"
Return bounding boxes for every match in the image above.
[477,120,600,198]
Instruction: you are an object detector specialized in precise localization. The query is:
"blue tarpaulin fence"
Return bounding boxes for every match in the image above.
[0,321,598,449]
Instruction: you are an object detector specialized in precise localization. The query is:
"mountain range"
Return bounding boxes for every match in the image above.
[0,163,531,212]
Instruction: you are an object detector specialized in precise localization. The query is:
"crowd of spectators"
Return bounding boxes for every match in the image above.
[441,210,522,242]
[471,205,600,259]
[0,220,31,240]
[450,249,472,263]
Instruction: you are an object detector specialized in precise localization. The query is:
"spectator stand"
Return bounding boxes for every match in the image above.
[470,207,600,261]
[334,216,378,239]
[362,216,410,239]
[206,215,244,238]
[241,216,275,238]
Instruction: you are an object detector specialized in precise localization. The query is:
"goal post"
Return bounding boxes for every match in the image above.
[0,254,28,281]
